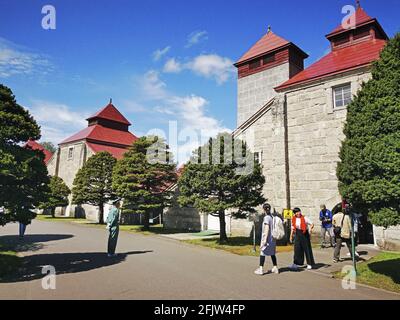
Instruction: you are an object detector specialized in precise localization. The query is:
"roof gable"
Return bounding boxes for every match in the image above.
[87,103,131,125]
[327,7,374,37]
[236,31,291,65]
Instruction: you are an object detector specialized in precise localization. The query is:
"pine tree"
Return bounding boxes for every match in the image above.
[337,33,400,229]
[72,152,117,224]
[113,136,177,230]
[0,84,50,226]
[178,133,266,243]
[40,176,71,217]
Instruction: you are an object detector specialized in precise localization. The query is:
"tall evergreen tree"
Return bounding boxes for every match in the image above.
[0,84,50,226]
[113,136,177,230]
[178,133,266,243]
[337,33,400,229]
[72,152,117,224]
[40,176,71,217]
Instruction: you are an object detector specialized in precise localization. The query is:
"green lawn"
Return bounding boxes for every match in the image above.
[334,252,400,293]
[0,244,21,280]
[184,237,294,256]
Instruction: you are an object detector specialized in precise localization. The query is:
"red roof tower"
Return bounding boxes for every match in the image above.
[60,101,138,159]
[235,28,308,79]
[276,4,388,91]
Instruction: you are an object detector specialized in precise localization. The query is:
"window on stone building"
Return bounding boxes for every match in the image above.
[254,152,262,164]
[249,59,261,70]
[68,147,74,160]
[333,84,352,109]
[263,54,275,65]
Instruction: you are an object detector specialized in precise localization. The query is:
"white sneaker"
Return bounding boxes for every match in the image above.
[307,265,313,270]
[289,263,299,270]
[254,267,264,275]
[271,266,279,274]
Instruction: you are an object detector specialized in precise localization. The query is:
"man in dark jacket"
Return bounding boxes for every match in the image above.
[319,205,334,248]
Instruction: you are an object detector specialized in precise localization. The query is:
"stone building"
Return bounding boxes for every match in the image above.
[165,5,398,244]
[46,102,138,221]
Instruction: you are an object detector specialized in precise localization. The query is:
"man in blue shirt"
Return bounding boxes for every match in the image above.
[319,205,335,248]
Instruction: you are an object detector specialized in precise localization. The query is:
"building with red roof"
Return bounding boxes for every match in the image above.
[46,101,138,220]
[223,3,389,238]
[25,140,53,164]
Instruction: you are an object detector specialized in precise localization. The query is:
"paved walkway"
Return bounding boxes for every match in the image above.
[0,220,399,300]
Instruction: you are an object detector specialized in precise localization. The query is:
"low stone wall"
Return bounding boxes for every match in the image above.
[163,206,203,232]
[373,225,400,251]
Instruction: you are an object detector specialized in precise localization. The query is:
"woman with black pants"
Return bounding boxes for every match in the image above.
[289,208,315,270]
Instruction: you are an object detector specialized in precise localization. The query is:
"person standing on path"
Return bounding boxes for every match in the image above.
[319,205,335,248]
[289,208,315,270]
[254,203,279,275]
[106,200,121,257]
[332,210,353,263]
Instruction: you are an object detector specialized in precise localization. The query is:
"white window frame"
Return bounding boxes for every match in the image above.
[333,83,352,109]
[254,151,263,164]
[67,147,74,160]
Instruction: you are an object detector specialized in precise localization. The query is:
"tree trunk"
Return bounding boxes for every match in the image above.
[143,211,150,231]
[99,204,104,225]
[219,210,228,243]
[51,207,55,218]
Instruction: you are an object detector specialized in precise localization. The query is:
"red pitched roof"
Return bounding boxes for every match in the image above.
[25,140,53,164]
[327,7,374,37]
[60,124,138,147]
[87,103,131,125]
[276,39,386,91]
[236,31,291,65]
[86,142,130,160]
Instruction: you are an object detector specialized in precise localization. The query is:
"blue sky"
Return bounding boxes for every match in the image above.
[0,0,399,160]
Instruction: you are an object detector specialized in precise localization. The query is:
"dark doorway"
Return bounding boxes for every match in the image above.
[331,203,374,245]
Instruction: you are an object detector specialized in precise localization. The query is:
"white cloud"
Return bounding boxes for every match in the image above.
[0,37,53,78]
[185,31,208,48]
[28,100,89,144]
[163,58,182,73]
[152,46,171,61]
[137,71,231,163]
[162,54,235,84]
[188,54,235,85]
[141,70,168,100]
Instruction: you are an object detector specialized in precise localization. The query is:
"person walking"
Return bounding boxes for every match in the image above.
[333,210,353,263]
[289,208,315,270]
[106,200,121,258]
[319,205,334,248]
[254,203,279,275]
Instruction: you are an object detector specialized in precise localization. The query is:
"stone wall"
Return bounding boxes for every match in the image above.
[373,225,400,251]
[163,187,204,232]
[237,63,289,127]
[284,70,372,224]
[48,141,100,220]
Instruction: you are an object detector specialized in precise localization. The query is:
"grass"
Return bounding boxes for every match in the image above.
[334,252,400,293]
[184,237,294,256]
[36,215,86,223]
[36,215,188,236]
[0,244,21,280]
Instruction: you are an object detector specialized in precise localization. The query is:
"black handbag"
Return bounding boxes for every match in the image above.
[334,214,345,238]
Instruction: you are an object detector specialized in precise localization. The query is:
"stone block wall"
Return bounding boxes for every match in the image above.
[237,63,290,127]
[284,70,372,224]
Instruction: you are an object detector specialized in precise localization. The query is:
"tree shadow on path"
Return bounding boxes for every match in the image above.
[0,251,153,283]
[0,234,74,253]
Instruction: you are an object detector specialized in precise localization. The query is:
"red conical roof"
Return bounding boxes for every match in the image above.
[236,31,291,65]
[327,7,374,37]
[87,103,131,125]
